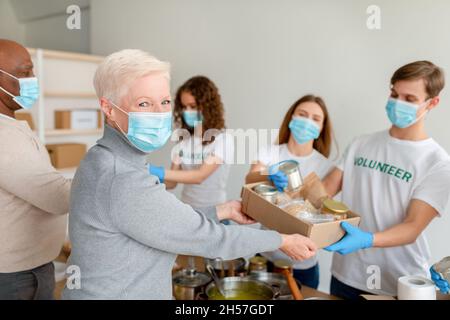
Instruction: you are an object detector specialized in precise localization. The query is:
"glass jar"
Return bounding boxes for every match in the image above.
[248,256,268,273]
[273,259,293,275]
[321,198,349,220]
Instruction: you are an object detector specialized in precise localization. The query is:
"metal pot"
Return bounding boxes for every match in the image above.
[204,257,247,278]
[203,276,280,300]
[172,268,212,300]
[247,271,302,299]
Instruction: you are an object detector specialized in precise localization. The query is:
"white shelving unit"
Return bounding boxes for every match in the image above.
[22,48,105,178]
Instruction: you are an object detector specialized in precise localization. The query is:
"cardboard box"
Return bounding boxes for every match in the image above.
[55,110,101,130]
[46,143,87,169]
[241,173,361,249]
[15,112,35,130]
[97,110,103,128]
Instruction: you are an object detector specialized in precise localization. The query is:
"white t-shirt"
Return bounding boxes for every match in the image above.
[172,132,234,208]
[333,130,450,295]
[255,143,335,270]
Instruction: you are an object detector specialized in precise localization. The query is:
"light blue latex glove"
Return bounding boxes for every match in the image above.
[148,165,165,183]
[268,165,289,192]
[430,266,450,294]
[324,221,374,255]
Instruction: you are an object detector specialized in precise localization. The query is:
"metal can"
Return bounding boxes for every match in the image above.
[253,184,278,203]
[433,256,450,284]
[248,256,268,273]
[322,198,349,220]
[275,160,303,192]
[273,259,294,275]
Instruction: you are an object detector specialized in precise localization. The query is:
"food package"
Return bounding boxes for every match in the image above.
[299,172,329,209]
[278,199,335,224]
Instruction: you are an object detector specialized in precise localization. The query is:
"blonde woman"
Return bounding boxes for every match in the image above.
[62,49,318,299]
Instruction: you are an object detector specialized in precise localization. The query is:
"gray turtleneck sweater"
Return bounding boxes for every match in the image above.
[62,125,282,300]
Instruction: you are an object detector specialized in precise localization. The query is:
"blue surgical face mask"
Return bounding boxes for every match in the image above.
[0,69,39,110]
[182,110,202,128]
[288,116,321,145]
[386,98,429,129]
[111,102,172,153]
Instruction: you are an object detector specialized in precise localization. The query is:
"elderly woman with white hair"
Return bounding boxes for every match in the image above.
[62,49,317,300]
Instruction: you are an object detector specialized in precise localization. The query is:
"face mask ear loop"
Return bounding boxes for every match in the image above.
[109,101,129,135]
[0,69,19,80]
[415,108,429,123]
[0,85,15,98]
[409,99,431,127]
[0,70,18,98]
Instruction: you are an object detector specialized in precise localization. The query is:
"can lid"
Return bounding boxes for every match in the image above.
[322,198,349,213]
[274,259,293,269]
[278,160,299,174]
[253,184,277,195]
[249,256,268,265]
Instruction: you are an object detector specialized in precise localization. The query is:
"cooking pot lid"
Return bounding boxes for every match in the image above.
[173,269,211,287]
[205,258,246,270]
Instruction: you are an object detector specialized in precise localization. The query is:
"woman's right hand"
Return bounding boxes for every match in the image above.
[430,266,450,294]
[267,163,289,191]
[279,234,317,261]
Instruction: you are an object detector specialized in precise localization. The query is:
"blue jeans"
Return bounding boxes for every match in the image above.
[330,276,371,300]
[0,262,55,300]
[293,264,320,289]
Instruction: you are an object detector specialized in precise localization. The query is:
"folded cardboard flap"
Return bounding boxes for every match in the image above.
[241,173,361,249]
[298,172,329,209]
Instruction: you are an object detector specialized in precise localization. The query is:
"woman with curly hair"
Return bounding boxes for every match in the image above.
[149,76,235,208]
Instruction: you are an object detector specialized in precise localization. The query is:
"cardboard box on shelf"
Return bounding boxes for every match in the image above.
[240,173,361,249]
[55,109,101,130]
[46,143,87,169]
[97,110,103,128]
[15,112,35,130]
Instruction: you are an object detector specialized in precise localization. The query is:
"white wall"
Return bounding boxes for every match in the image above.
[0,0,25,42]
[0,0,90,53]
[89,0,450,293]
[24,7,91,53]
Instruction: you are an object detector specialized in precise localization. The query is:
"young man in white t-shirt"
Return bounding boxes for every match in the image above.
[323,61,450,299]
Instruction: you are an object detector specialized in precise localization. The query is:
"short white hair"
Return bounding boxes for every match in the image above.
[94,49,171,102]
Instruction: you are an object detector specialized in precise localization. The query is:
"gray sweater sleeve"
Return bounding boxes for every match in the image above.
[109,170,282,259]
[191,206,220,223]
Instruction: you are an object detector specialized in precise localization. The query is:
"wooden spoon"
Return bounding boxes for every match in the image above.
[282,269,304,300]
